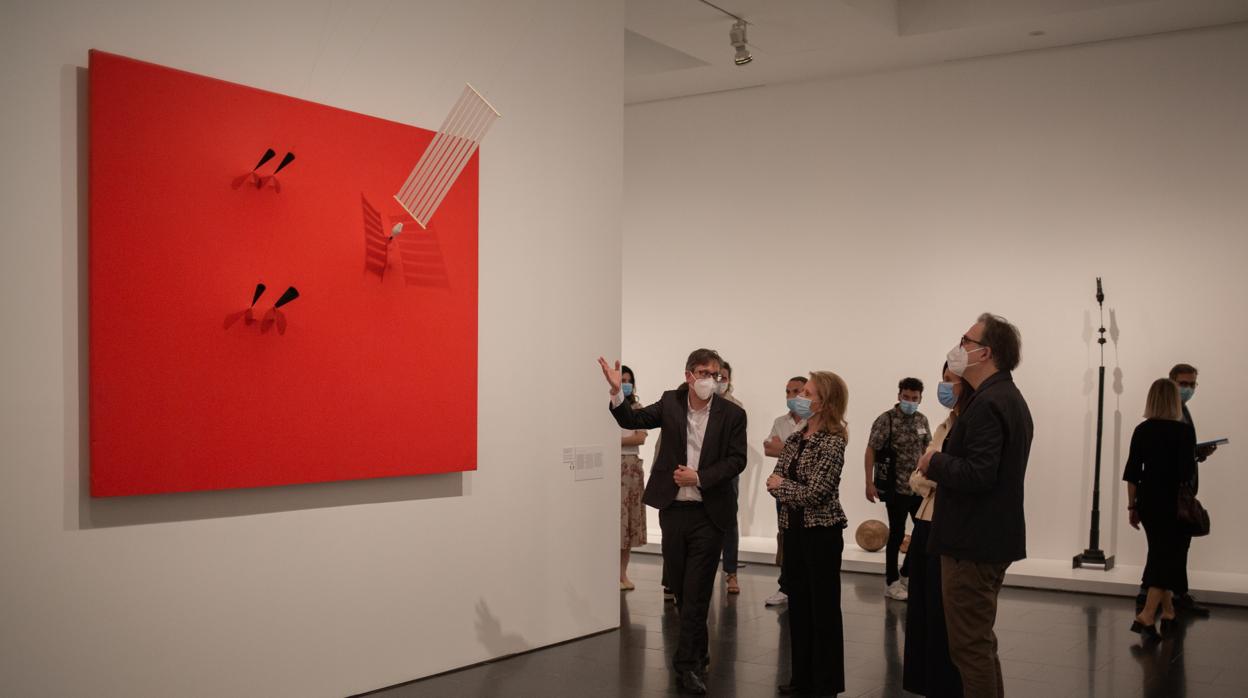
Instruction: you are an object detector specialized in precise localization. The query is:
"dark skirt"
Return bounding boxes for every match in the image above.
[903,520,963,697]
[1141,515,1191,592]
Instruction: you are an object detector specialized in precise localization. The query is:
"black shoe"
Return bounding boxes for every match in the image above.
[1130,620,1161,642]
[1176,594,1211,617]
[1160,616,1177,637]
[677,670,708,695]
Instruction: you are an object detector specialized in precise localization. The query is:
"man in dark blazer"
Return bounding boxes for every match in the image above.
[599,348,747,695]
[917,313,1033,698]
[1165,363,1214,616]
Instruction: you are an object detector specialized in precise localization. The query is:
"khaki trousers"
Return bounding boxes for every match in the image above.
[941,556,1011,698]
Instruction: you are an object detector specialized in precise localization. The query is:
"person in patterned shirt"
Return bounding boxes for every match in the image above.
[864,377,931,601]
[766,370,850,697]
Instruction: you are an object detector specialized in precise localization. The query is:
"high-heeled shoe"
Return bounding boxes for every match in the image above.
[1159,616,1177,637]
[1130,620,1161,642]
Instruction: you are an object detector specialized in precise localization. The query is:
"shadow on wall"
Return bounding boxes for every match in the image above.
[59,64,464,530]
[75,474,465,529]
[738,443,766,537]
[1109,308,1124,556]
[475,598,530,657]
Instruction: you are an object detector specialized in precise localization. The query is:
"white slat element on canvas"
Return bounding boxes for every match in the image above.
[395,84,500,228]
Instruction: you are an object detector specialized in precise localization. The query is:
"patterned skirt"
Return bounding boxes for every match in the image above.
[621,454,647,549]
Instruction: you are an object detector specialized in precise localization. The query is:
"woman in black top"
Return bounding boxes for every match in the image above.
[903,362,969,697]
[767,371,849,696]
[1123,378,1197,641]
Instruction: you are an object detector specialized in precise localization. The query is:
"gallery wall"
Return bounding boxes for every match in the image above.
[0,1,622,696]
[623,23,1248,576]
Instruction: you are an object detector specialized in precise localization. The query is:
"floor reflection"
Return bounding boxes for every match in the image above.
[368,555,1248,698]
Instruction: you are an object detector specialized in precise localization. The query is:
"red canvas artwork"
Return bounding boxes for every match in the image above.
[88,50,478,496]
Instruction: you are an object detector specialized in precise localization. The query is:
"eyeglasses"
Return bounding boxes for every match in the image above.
[960,335,986,348]
[690,369,721,380]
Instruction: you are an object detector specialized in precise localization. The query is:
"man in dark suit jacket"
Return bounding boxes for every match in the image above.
[599,348,747,695]
[918,313,1033,698]
[1164,363,1214,616]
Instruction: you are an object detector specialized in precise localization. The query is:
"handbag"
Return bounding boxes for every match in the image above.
[1176,483,1211,537]
[873,412,896,497]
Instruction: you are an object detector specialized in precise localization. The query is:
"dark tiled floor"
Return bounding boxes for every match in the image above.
[368,555,1248,697]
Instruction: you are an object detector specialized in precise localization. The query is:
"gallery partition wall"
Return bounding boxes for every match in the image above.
[1,1,623,696]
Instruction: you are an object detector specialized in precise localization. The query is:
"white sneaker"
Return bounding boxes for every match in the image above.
[764,590,788,607]
[885,581,909,601]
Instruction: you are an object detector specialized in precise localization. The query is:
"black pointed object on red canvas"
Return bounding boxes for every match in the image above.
[253,148,277,171]
[258,152,295,192]
[232,148,295,191]
[273,152,295,174]
[223,282,267,329]
[253,148,278,189]
[245,282,266,324]
[233,149,277,190]
[261,286,299,335]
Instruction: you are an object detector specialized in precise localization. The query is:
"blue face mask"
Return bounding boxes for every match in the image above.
[937,382,957,409]
[790,397,813,419]
[621,383,633,397]
[899,400,919,416]
[1180,386,1194,403]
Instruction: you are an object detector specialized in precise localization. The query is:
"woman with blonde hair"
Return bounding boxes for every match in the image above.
[767,371,849,696]
[1123,378,1197,641]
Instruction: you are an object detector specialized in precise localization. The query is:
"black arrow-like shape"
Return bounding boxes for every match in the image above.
[252,148,276,171]
[273,152,296,174]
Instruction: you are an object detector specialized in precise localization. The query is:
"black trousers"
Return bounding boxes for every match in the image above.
[782,525,845,695]
[776,500,788,593]
[659,502,725,673]
[885,493,922,584]
[903,520,963,697]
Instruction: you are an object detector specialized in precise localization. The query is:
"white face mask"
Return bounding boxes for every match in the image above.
[715,380,730,396]
[946,344,987,377]
[693,377,717,400]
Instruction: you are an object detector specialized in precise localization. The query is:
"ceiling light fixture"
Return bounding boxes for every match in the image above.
[730,20,752,65]
[695,0,753,67]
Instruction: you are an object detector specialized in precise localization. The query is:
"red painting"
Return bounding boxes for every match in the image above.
[88,50,477,496]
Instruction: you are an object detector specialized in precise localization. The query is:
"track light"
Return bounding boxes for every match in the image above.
[730,19,752,66]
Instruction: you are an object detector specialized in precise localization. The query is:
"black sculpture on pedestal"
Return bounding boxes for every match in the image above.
[1074,277,1115,570]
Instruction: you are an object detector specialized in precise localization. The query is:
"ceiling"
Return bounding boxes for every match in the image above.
[625,0,1248,104]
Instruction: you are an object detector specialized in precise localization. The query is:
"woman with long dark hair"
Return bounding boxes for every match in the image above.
[903,362,969,696]
[619,365,647,591]
[767,371,849,696]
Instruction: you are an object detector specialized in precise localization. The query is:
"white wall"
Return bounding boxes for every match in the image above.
[624,24,1248,576]
[0,1,622,696]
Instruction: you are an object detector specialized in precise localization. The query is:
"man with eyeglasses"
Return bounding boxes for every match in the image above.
[599,348,748,695]
[917,313,1032,698]
[1133,363,1215,617]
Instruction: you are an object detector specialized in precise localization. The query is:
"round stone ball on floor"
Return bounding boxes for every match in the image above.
[855,519,889,552]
